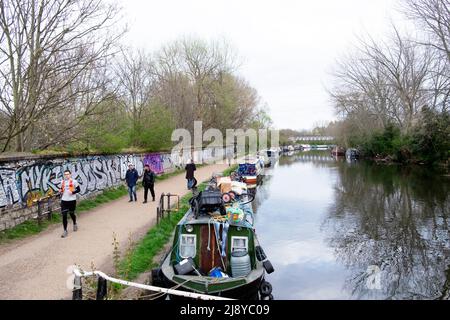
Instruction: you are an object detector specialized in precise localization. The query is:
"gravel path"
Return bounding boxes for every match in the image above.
[0,163,230,300]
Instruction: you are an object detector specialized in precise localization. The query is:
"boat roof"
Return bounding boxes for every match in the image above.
[238,159,259,166]
[178,202,255,229]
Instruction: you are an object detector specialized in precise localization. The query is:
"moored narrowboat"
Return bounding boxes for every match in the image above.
[151,185,274,300]
[237,158,264,188]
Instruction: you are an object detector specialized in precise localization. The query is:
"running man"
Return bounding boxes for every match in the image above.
[60,169,81,238]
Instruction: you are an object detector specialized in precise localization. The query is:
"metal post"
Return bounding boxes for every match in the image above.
[167,193,171,220]
[96,276,108,300]
[160,193,165,220]
[72,275,83,300]
[156,207,160,225]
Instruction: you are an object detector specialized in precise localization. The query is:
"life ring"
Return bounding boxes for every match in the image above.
[222,193,232,203]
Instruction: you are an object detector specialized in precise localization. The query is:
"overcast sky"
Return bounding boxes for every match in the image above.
[120,0,407,130]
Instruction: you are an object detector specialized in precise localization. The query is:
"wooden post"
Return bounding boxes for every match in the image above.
[37,200,42,226]
[47,197,53,221]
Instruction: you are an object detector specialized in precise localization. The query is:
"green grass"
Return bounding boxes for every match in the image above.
[0,215,62,242]
[221,164,238,177]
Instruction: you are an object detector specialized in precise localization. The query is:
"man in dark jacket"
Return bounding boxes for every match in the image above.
[125,163,139,202]
[185,159,197,190]
[142,164,156,203]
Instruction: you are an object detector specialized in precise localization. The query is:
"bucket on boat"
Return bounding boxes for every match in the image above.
[209,267,229,278]
[230,250,251,277]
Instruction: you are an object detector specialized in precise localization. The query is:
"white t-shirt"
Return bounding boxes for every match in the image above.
[61,178,79,201]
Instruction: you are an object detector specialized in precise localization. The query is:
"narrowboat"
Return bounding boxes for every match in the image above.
[237,158,264,188]
[345,148,360,160]
[151,185,275,300]
[331,146,346,156]
[257,152,271,167]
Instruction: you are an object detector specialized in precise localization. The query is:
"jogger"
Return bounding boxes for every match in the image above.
[60,170,81,238]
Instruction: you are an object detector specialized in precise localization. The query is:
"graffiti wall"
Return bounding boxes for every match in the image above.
[0,146,233,212]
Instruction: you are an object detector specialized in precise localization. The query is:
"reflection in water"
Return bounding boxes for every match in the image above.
[252,151,450,300]
[323,163,450,299]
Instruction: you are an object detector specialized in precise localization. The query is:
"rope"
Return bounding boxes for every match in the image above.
[73,268,233,300]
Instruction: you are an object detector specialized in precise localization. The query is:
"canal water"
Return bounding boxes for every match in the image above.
[253,151,450,300]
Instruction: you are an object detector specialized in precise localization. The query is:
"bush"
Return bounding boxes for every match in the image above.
[411,107,450,164]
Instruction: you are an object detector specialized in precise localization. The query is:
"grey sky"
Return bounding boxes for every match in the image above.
[120,0,406,130]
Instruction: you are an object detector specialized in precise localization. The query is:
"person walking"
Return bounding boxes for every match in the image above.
[185,159,197,190]
[125,163,139,202]
[60,169,81,238]
[142,164,156,203]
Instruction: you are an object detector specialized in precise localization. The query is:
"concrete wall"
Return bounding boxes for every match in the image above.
[0,146,234,231]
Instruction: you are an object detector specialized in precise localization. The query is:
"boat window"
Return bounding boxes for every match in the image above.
[180,234,196,258]
[231,236,248,253]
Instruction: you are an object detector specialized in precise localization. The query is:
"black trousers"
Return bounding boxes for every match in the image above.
[61,200,77,230]
[144,184,155,201]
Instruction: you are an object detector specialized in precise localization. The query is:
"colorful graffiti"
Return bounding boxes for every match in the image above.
[143,153,164,174]
[0,146,233,209]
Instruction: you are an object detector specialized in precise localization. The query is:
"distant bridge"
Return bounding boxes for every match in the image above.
[289,136,335,142]
[294,154,335,162]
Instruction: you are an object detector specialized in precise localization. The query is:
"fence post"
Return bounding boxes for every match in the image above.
[161,193,165,220]
[96,276,108,300]
[47,197,53,221]
[37,200,42,226]
[72,275,83,300]
[167,193,171,220]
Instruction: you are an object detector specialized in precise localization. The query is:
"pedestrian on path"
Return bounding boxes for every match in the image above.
[59,170,81,238]
[125,163,139,202]
[142,164,156,203]
[185,159,197,190]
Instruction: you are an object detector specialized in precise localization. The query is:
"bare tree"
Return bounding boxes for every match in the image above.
[330,28,432,134]
[0,0,124,152]
[114,48,155,140]
[403,0,450,62]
